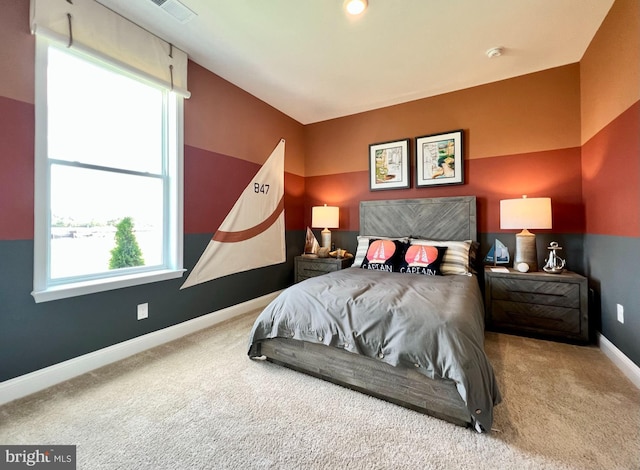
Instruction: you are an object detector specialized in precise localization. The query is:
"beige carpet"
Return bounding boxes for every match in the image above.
[1,310,639,470]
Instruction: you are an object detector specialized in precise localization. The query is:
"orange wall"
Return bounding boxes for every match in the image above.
[581,102,639,237]
[305,148,583,234]
[0,0,33,105]
[0,0,33,240]
[581,0,640,237]
[303,65,584,235]
[2,0,634,241]
[305,64,581,176]
[183,63,307,233]
[175,59,309,234]
[185,62,306,177]
[0,96,33,240]
[184,145,305,233]
[580,0,640,145]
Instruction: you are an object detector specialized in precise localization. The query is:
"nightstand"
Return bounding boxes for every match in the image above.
[294,256,353,283]
[484,267,589,343]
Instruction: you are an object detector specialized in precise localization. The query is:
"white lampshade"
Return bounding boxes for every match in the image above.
[500,196,552,272]
[312,205,339,229]
[500,196,552,230]
[312,205,339,249]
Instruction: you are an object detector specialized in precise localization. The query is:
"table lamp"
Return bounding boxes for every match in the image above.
[500,196,552,272]
[312,204,339,249]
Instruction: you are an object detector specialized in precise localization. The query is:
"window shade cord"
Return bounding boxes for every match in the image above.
[169,43,173,89]
[67,13,73,48]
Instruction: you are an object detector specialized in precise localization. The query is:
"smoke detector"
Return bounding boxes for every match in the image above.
[486,47,504,59]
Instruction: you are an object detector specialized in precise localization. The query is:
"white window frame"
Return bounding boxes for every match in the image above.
[32,36,184,303]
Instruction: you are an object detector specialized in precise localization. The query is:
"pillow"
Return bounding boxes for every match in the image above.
[409,238,473,275]
[398,245,447,276]
[360,238,408,273]
[468,241,480,274]
[353,235,409,268]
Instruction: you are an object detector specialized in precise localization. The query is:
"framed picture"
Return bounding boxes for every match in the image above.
[368,138,410,191]
[415,129,464,187]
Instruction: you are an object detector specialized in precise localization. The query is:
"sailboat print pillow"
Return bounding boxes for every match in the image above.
[360,239,408,273]
[360,238,409,273]
[398,245,448,276]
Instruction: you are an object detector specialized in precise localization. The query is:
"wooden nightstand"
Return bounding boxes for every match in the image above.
[294,256,353,283]
[484,267,589,343]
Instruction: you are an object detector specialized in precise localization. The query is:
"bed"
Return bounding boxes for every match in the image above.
[248,196,501,432]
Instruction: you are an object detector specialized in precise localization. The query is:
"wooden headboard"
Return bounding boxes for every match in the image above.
[359,196,477,241]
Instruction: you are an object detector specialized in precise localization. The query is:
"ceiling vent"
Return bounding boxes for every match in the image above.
[149,0,197,23]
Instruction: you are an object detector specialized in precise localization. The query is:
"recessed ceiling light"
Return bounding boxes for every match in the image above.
[344,0,368,15]
[486,47,504,58]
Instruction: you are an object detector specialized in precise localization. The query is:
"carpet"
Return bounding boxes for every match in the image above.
[1,310,639,469]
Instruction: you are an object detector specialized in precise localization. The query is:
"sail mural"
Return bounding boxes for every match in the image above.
[181,139,286,289]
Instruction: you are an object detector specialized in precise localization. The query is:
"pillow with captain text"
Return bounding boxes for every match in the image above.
[360,238,407,273]
[353,236,409,268]
[398,245,447,276]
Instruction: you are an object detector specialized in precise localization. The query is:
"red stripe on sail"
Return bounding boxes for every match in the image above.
[212,197,284,243]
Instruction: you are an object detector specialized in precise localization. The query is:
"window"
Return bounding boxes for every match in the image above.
[32,37,184,302]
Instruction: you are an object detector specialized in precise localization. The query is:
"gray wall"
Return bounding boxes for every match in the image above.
[584,235,640,366]
[3,227,637,384]
[0,232,304,382]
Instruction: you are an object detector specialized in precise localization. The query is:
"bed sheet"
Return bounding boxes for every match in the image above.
[248,267,501,431]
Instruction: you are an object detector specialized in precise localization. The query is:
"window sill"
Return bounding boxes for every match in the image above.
[31,269,186,303]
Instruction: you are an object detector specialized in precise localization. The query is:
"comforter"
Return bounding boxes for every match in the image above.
[248,267,501,432]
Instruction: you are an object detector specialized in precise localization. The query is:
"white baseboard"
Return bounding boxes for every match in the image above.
[598,333,640,390]
[0,291,281,406]
[4,296,635,407]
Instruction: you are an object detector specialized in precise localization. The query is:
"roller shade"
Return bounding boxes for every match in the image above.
[30,0,190,98]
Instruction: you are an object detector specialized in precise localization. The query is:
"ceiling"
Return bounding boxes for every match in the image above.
[98,0,614,125]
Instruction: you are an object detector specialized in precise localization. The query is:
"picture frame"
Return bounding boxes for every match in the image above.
[415,129,464,187]
[368,138,410,191]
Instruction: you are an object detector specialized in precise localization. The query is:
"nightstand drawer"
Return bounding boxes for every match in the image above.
[294,256,353,283]
[297,260,340,277]
[492,300,581,335]
[484,267,589,343]
[491,277,580,308]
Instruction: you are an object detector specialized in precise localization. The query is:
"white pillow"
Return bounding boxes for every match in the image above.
[409,239,472,275]
[353,235,409,268]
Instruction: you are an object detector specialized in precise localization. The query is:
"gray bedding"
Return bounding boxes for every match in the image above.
[248,267,502,432]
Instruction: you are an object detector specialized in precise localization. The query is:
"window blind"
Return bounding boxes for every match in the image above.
[30,0,190,98]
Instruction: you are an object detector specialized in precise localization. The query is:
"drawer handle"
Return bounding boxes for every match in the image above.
[506,289,566,298]
[505,310,564,322]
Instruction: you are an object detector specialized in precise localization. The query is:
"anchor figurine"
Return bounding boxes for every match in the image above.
[543,241,566,274]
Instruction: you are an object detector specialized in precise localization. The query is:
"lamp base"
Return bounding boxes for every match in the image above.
[321,228,332,249]
[514,229,538,271]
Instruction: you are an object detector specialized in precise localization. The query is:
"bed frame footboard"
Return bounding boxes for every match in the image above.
[255,338,472,428]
